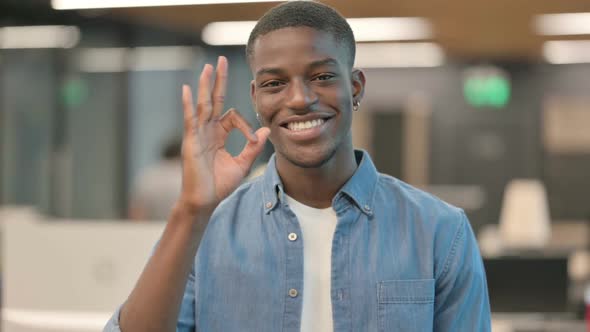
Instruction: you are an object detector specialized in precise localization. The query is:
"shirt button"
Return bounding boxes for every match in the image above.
[265,202,272,209]
[288,233,298,241]
[363,205,372,212]
[288,288,298,298]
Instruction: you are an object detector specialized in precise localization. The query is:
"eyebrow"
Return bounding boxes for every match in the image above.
[308,58,339,69]
[255,67,286,78]
[255,57,340,78]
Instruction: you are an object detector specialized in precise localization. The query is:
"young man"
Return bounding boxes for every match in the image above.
[105,1,491,331]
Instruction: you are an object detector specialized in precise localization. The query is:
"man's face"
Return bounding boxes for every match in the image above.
[250,26,365,168]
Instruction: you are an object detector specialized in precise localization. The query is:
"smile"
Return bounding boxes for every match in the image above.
[279,115,332,141]
[287,119,325,131]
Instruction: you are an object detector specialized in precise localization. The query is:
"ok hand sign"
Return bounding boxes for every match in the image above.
[179,56,270,214]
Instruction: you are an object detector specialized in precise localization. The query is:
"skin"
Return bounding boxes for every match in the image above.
[250,27,366,208]
[118,26,365,332]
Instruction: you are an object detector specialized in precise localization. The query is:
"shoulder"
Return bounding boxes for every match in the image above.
[374,174,469,271]
[209,177,265,219]
[375,173,465,227]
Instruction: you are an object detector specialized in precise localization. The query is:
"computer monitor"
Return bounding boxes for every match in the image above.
[484,256,569,313]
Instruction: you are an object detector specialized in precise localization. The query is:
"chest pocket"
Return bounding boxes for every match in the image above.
[378,279,435,332]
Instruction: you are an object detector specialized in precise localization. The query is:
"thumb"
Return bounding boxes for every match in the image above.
[234,127,271,172]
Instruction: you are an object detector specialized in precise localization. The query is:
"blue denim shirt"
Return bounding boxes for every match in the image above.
[105,150,491,332]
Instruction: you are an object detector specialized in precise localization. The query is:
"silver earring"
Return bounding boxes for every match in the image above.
[353,100,360,112]
[256,112,261,122]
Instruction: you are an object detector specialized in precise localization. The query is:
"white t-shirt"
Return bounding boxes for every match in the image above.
[284,194,338,332]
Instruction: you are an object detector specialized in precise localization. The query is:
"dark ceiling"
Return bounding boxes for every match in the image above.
[3,0,590,60]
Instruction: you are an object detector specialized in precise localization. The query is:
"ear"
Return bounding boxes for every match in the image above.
[351,69,366,104]
[250,79,256,108]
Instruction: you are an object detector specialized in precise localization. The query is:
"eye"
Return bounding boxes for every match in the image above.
[312,73,336,81]
[260,80,283,88]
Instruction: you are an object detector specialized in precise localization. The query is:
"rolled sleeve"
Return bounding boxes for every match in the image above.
[177,264,197,332]
[103,305,123,332]
[434,211,491,332]
[102,259,196,332]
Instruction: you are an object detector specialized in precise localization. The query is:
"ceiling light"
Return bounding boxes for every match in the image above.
[534,13,590,36]
[0,26,80,49]
[348,17,432,42]
[77,46,201,72]
[77,48,128,72]
[52,0,288,10]
[201,17,432,46]
[543,40,590,64]
[131,46,200,71]
[355,42,444,68]
[202,21,256,46]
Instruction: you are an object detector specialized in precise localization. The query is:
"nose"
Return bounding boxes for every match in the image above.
[285,78,318,112]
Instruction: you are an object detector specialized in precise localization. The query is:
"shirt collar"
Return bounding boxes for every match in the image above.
[261,150,379,216]
[337,150,379,216]
[261,154,283,214]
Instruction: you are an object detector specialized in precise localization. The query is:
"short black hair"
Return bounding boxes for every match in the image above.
[246,1,356,67]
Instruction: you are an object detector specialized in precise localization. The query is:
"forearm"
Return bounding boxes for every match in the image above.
[119,202,210,332]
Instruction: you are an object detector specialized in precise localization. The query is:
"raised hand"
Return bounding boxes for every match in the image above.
[179,56,270,213]
[118,57,269,332]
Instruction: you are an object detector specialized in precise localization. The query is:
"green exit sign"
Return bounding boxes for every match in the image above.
[463,66,511,109]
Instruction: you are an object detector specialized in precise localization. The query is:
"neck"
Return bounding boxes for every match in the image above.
[276,144,358,209]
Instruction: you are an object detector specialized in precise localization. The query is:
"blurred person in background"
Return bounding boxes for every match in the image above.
[128,139,182,221]
[105,1,491,331]
[245,162,268,182]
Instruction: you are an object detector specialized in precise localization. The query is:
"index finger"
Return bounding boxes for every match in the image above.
[219,108,258,143]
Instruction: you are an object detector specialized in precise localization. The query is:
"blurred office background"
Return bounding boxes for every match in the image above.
[1,0,589,331]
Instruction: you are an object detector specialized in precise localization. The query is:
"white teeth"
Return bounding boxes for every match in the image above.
[287,119,325,131]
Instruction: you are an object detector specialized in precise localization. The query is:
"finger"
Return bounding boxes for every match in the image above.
[211,56,228,119]
[182,84,195,137]
[197,64,214,126]
[234,127,271,172]
[219,108,258,143]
